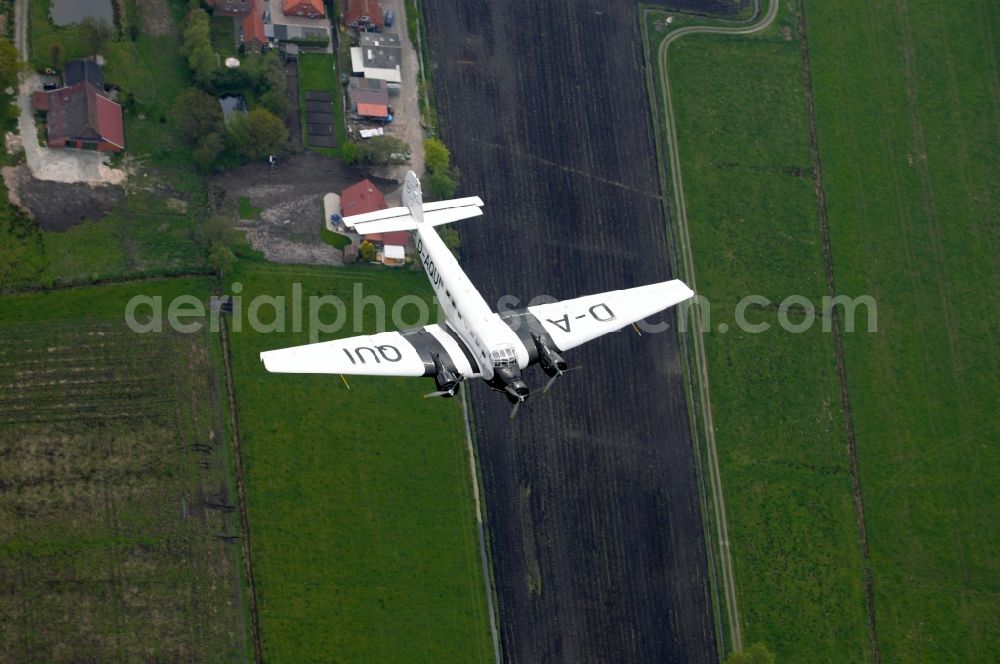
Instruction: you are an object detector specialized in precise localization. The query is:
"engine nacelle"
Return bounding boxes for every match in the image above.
[533,335,567,377]
[487,365,530,403]
[432,354,460,397]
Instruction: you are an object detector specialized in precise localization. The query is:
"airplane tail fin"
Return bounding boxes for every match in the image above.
[342,171,484,235]
[402,170,424,224]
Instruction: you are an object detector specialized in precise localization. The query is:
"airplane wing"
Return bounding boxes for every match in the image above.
[526,280,693,351]
[260,324,480,378]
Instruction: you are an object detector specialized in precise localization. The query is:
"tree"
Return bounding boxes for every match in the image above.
[181,8,217,87]
[422,137,462,200]
[182,8,211,59]
[723,643,774,664]
[259,87,288,117]
[358,240,376,262]
[243,51,285,97]
[355,135,410,165]
[49,42,63,68]
[189,45,218,87]
[227,108,288,160]
[172,88,224,144]
[427,169,457,200]
[209,242,236,276]
[424,137,450,173]
[0,39,22,90]
[80,17,114,56]
[193,132,225,171]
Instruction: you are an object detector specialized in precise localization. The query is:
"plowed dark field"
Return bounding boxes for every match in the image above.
[422,1,724,662]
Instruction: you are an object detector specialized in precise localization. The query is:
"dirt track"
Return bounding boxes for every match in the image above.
[423,1,719,661]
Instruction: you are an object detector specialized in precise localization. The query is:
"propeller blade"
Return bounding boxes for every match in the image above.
[509,400,522,420]
[541,365,583,395]
[424,390,451,399]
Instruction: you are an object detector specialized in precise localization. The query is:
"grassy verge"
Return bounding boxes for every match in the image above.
[321,225,352,249]
[404,0,436,130]
[0,278,249,661]
[223,263,493,662]
[806,1,999,659]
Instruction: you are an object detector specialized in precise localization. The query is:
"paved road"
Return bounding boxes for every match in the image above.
[649,0,779,650]
[12,0,124,185]
[373,0,425,190]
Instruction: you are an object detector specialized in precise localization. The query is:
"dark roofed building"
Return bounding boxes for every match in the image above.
[345,0,384,32]
[350,33,402,86]
[348,78,389,112]
[63,59,103,87]
[359,33,401,71]
[32,60,124,153]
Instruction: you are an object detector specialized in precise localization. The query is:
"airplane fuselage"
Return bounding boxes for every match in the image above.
[413,224,529,383]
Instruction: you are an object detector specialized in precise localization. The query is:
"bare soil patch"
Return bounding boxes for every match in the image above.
[423,0,723,660]
[2,164,124,231]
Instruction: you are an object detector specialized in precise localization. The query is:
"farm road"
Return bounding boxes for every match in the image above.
[423,0,720,661]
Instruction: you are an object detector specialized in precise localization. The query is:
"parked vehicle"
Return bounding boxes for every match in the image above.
[385,9,395,27]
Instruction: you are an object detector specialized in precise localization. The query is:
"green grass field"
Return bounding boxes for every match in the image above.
[0,278,249,661]
[223,263,492,662]
[806,1,999,660]
[648,0,999,660]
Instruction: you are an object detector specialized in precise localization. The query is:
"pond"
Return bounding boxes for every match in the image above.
[50,0,114,26]
[219,95,248,121]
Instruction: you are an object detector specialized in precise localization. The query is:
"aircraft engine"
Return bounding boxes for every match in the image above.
[533,335,567,377]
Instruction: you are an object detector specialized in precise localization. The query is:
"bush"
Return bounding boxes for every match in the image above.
[427,170,457,200]
[355,135,410,166]
[424,138,450,173]
[359,239,376,262]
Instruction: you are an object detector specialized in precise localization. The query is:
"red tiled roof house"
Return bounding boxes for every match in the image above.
[340,179,408,263]
[241,0,267,49]
[283,0,324,18]
[32,60,124,152]
[345,0,384,32]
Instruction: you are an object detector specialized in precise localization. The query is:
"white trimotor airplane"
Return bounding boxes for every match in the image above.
[260,172,693,411]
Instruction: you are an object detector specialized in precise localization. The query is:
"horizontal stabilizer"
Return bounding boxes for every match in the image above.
[342,186,485,234]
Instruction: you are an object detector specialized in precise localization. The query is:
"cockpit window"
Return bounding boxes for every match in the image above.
[489,344,517,368]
